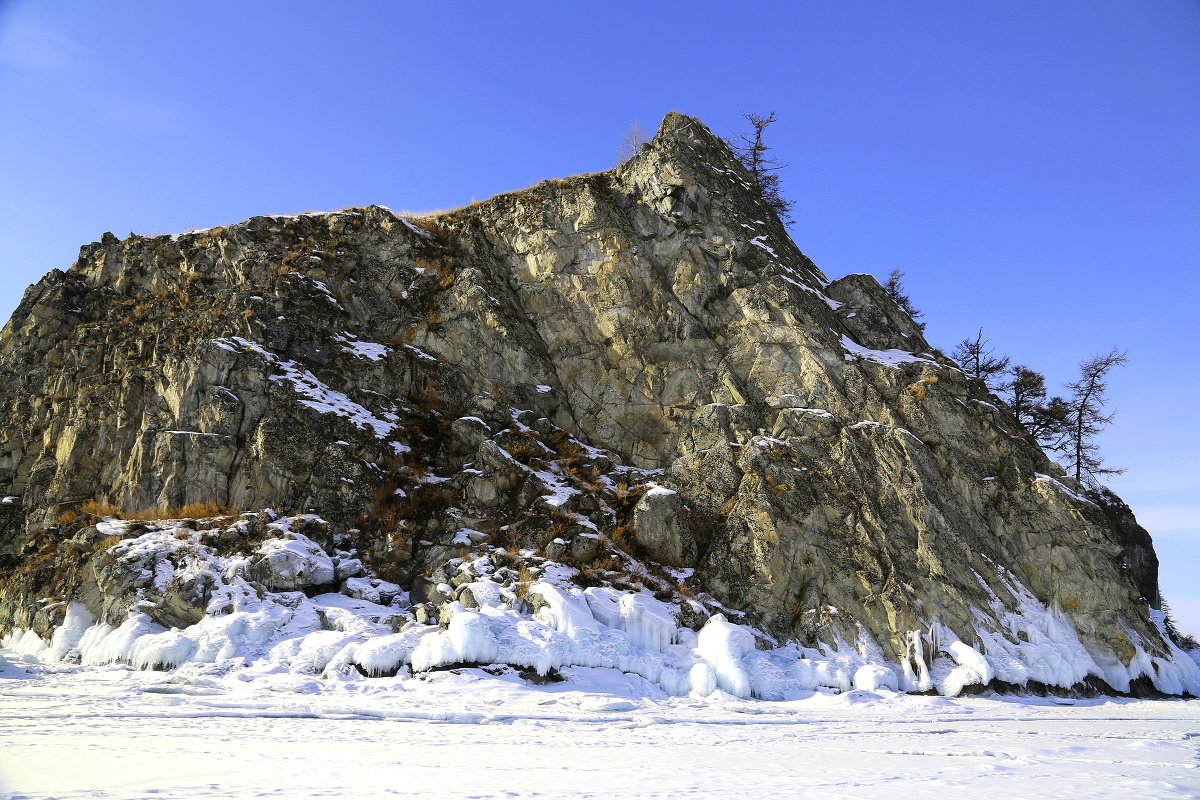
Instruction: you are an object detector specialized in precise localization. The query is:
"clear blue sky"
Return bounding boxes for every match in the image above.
[2,2,1198,628]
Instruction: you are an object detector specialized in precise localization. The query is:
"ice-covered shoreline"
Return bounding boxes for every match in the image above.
[5,514,1200,703]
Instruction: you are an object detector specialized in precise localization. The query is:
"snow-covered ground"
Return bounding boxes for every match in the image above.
[2,654,1198,799]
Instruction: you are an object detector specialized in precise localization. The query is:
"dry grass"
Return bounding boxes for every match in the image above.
[404,216,452,243]
[25,542,59,572]
[396,206,467,219]
[607,522,634,551]
[575,558,612,588]
[514,565,537,598]
[907,374,939,401]
[80,499,121,518]
[81,499,237,521]
[96,534,124,550]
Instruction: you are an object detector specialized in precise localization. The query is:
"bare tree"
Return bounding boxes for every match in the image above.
[1062,348,1129,486]
[727,112,795,225]
[883,269,926,332]
[952,328,1010,391]
[617,121,649,165]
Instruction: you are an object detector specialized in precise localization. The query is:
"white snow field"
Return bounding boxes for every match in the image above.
[2,655,1199,799]
[3,515,1200,797]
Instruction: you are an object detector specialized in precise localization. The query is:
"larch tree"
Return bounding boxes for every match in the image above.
[882,269,926,332]
[727,112,795,225]
[1004,365,1071,452]
[952,328,1011,391]
[1062,347,1129,486]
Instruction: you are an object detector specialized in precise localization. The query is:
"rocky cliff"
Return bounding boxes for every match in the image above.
[2,113,1194,697]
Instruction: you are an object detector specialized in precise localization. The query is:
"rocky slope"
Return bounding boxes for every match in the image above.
[1,112,1194,697]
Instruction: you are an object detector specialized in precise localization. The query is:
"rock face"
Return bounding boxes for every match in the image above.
[0,112,1189,695]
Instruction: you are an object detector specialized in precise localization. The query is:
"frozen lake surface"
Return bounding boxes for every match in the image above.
[2,655,1199,799]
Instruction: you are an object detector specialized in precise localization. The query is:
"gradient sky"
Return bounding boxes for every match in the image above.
[2,2,1198,628]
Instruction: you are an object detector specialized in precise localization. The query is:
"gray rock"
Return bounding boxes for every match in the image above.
[454,584,479,609]
[341,576,402,606]
[543,538,568,561]
[248,534,335,591]
[334,557,364,582]
[632,487,695,567]
[568,534,602,564]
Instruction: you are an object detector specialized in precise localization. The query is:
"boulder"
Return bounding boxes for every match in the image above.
[249,534,335,591]
[632,486,695,567]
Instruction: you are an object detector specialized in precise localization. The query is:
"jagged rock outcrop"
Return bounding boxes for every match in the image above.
[0,112,1191,696]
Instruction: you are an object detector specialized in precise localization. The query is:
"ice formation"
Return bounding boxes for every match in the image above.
[5,517,1199,701]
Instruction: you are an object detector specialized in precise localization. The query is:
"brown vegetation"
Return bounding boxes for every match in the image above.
[81,499,238,521]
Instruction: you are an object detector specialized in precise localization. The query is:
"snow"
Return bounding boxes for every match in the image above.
[403,344,438,363]
[254,532,336,587]
[534,468,580,508]
[401,217,435,239]
[853,663,898,692]
[840,335,937,367]
[1035,472,1099,507]
[1,496,18,505]
[2,660,1198,800]
[6,514,1200,796]
[6,541,1200,799]
[47,602,93,662]
[749,234,778,257]
[335,334,390,362]
[697,613,755,698]
[216,337,399,437]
